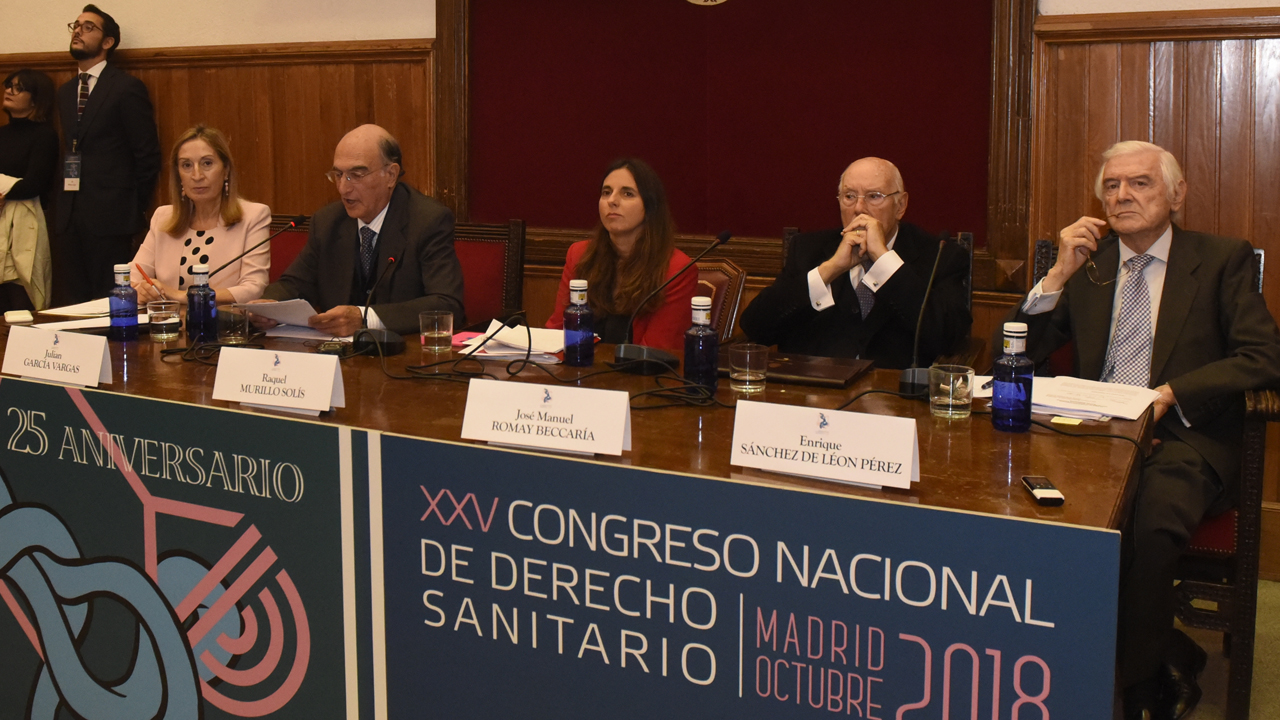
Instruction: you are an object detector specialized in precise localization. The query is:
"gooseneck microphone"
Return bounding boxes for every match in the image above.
[898,233,949,395]
[613,230,732,375]
[353,257,405,356]
[209,215,307,279]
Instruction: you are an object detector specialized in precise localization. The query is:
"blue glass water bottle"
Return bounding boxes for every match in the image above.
[684,295,718,391]
[563,279,594,367]
[108,264,138,341]
[992,321,1034,432]
[186,263,218,343]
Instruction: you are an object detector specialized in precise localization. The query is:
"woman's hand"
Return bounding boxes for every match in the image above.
[132,277,173,303]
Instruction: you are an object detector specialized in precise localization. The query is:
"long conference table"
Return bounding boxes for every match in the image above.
[45,333,1148,528]
[0,329,1145,718]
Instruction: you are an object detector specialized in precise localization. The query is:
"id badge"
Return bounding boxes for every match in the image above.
[63,152,82,192]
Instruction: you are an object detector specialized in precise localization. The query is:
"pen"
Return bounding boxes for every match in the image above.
[134,263,167,300]
[982,378,994,390]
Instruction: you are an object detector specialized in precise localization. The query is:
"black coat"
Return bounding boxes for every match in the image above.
[741,222,972,368]
[55,63,161,236]
[263,183,466,336]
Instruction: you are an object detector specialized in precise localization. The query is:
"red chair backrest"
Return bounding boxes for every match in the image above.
[454,239,508,327]
[269,228,310,283]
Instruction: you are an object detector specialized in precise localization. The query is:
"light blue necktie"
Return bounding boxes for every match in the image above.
[1102,253,1156,386]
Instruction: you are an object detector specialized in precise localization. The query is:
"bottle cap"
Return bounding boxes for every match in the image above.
[569,279,588,290]
[193,264,210,274]
[114,264,130,272]
[1003,321,1028,337]
[692,296,712,309]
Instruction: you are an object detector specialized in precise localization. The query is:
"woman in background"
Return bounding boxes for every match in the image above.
[546,157,695,353]
[132,125,270,304]
[0,69,59,311]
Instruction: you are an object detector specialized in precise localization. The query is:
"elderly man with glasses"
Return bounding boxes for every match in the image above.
[740,156,971,367]
[55,4,160,305]
[258,124,464,338]
[1006,140,1280,720]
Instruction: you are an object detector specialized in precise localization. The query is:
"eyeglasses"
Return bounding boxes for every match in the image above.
[2,82,26,93]
[1084,258,1117,286]
[837,190,901,208]
[324,165,388,185]
[68,21,101,34]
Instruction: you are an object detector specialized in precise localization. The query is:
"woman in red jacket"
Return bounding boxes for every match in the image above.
[546,158,695,353]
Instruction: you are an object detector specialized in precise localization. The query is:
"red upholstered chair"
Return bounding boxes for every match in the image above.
[1172,248,1271,720]
[695,259,746,343]
[453,220,526,329]
[268,216,311,283]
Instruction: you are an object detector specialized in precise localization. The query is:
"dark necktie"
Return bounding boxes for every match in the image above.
[1102,254,1156,386]
[77,73,90,121]
[359,226,378,280]
[854,259,876,319]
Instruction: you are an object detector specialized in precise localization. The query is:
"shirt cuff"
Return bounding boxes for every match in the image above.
[807,267,836,311]
[1173,403,1192,428]
[1021,279,1063,315]
[362,307,385,331]
[861,250,903,292]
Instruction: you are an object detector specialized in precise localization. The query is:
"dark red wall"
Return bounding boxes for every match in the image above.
[470,0,992,243]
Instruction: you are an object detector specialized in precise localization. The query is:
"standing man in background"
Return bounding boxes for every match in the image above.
[55,4,161,304]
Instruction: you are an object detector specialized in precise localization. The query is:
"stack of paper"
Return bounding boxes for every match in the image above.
[457,320,565,363]
[974,375,1159,421]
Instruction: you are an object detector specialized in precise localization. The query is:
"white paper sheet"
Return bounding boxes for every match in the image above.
[233,299,319,326]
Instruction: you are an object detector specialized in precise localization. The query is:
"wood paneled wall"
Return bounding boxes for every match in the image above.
[0,40,436,217]
[1030,9,1280,579]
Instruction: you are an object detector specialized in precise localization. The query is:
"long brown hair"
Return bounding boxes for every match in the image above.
[163,125,245,236]
[574,158,677,317]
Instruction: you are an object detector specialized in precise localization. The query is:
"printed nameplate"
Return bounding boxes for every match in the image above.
[730,400,919,489]
[461,378,631,456]
[212,347,345,415]
[2,325,111,387]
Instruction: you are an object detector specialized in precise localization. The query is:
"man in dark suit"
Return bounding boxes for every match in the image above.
[55,5,161,304]
[739,157,971,368]
[1006,141,1280,720]
[259,124,464,337]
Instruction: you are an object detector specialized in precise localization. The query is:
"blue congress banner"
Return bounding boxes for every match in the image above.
[0,378,349,719]
[379,434,1120,719]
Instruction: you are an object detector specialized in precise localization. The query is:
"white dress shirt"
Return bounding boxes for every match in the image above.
[806,228,904,311]
[79,60,107,95]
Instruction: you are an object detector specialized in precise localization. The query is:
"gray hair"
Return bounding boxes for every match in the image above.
[1093,141,1183,202]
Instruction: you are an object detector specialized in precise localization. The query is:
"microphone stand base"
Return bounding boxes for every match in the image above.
[613,344,678,375]
[899,367,930,397]
[353,329,405,356]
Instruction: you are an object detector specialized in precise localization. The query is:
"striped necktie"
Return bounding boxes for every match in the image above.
[77,73,90,121]
[1102,253,1156,386]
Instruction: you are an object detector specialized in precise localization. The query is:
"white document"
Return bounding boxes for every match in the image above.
[212,347,345,416]
[461,378,631,456]
[233,299,319,327]
[730,400,919,490]
[35,313,149,331]
[461,320,566,355]
[2,325,111,387]
[42,297,111,317]
[1032,376,1158,421]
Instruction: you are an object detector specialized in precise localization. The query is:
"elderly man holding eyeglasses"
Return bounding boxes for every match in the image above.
[740,157,971,367]
[54,4,160,305]
[258,124,464,338]
[1007,140,1280,720]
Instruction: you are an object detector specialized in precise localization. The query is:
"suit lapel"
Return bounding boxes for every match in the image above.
[1073,235,1120,379]
[372,186,410,301]
[1149,226,1198,384]
[333,215,358,301]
